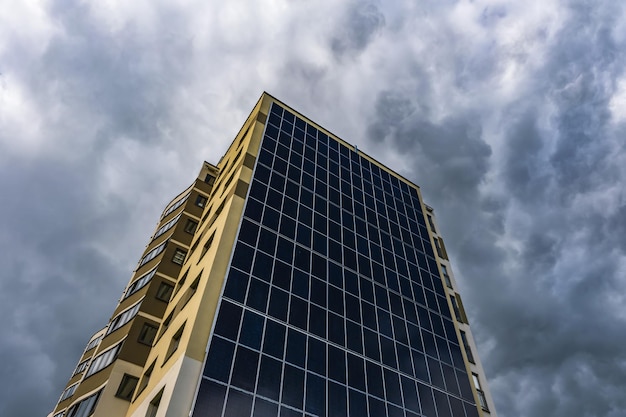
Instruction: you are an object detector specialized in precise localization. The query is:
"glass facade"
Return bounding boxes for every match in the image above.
[192,103,479,417]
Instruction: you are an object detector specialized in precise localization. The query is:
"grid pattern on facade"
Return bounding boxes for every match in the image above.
[191,103,480,417]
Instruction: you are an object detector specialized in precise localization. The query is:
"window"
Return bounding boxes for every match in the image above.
[434,237,448,260]
[107,299,142,335]
[441,264,452,289]
[172,248,187,265]
[204,173,216,185]
[60,383,78,401]
[184,219,198,234]
[146,389,163,417]
[472,373,489,411]
[115,374,139,401]
[451,295,462,322]
[450,293,468,324]
[215,200,226,218]
[198,231,216,263]
[161,193,189,219]
[460,331,475,364]
[434,238,444,258]
[161,312,173,336]
[137,360,155,397]
[66,389,101,417]
[124,266,158,299]
[220,171,237,197]
[85,340,123,377]
[85,335,102,351]
[195,194,208,208]
[174,270,189,296]
[153,214,181,240]
[72,359,90,376]
[180,273,201,309]
[139,241,168,267]
[165,323,185,362]
[156,282,174,302]
[138,323,158,346]
[427,214,436,233]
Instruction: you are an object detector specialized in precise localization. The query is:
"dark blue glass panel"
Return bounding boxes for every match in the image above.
[442,363,460,396]
[240,310,264,350]
[223,269,249,303]
[252,251,273,283]
[239,218,260,247]
[231,242,255,273]
[328,286,344,315]
[436,336,452,365]
[192,380,226,417]
[365,361,384,398]
[380,336,397,368]
[307,337,326,375]
[458,369,474,402]
[268,287,289,321]
[449,397,465,417]
[328,381,347,417]
[377,309,393,339]
[289,296,308,331]
[346,353,366,391]
[253,398,279,417]
[433,390,452,417]
[368,396,387,417]
[397,343,413,375]
[401,375,420,414]
[328,345,346,384]
[309,304,326,338]
[465,401,480,417]
[427,357,445,390]
[392,316,408,345]
[417,383,436,417]
[230,346,259,391]
[345,321,363,355]
[305,373,326,416]
[384,368,402,406]
[214,302,242,341]
[328,312,345,346]
[246,279,269,313]
[282,364,305,409]
[286,328,307,367]
[258,355,282,401]
[363,328,380,361]
[224,389,253,417]
[203,337,235,382]
[348,389,367,416]
[412,350,429,383]
[292,269,310,300]
[387,403,404,417]
[263,320,285,359]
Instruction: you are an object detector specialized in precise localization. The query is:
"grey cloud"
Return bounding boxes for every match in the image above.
[0,158,131,417]
[331,3,386,58]
[361,3,626,417]
[502,108,551,202]
[4,0,626,416]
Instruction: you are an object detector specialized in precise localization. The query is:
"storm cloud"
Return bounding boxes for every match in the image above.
[2,1,626,416]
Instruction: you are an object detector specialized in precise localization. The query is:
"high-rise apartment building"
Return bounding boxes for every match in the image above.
[49,93,496,417]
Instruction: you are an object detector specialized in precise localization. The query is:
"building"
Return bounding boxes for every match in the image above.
[49,93,497,417]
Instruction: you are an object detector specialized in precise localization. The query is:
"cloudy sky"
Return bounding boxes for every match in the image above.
[2,1,626,416]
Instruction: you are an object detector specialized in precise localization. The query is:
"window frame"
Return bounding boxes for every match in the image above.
[115,373,139,401]
[85,340,124,377]
[138,322,159,346]
[172,248,187,265]
[155,282,174,302]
